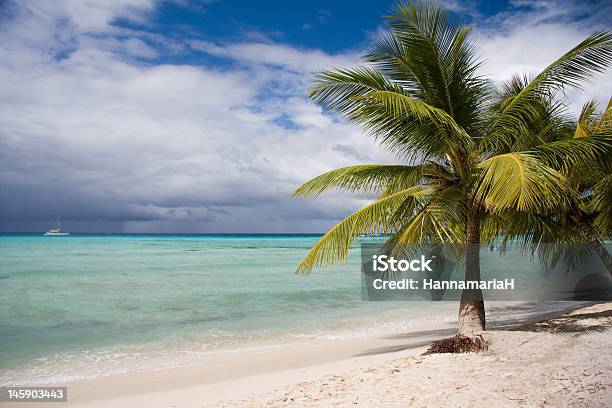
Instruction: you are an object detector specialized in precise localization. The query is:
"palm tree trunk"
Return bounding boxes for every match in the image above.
[576,217,612,276]
[458,209,485,335]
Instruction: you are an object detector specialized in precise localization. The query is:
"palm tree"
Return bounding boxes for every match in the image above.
[293,0,612,339]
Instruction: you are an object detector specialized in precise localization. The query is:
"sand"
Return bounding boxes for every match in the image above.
[225,303,612,408]
[8,302,611,407]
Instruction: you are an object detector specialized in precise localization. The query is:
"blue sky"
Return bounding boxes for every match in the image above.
[133,1,430,55]
[109,0,512,64]
[0,0,610,233]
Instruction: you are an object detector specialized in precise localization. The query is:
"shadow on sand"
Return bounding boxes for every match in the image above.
[354,301,609,357]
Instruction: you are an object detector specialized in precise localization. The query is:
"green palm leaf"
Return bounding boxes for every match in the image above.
[293,164,426,197]
[296,186,424,274]
[475,152,571,212]
[574,100,598,138]
[310,67,405,116]
[391,186,466,244]
[483,32,612,152]
[589,174,612,236]
[363,90,472,147]
[532,134,612,173]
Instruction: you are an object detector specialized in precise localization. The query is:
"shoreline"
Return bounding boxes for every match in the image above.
[4,301,597,407]
[0,302,459,386]
[51,308,461,406]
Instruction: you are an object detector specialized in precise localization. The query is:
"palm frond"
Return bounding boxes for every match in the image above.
[380,160,457,197]
[532,134,612,173]
[309,68,455,160]
[378,0,488,134]
[481,210,582,251]
[593,97,612,134]
[475,152,571,212]
[309,67,405,116]
[295,186,424,274]
[390,186,466,245]
[293,164,426,197]
[534,31,612,90]
[483,31,612,153]
[574,99,598,137]
[588,174,612,236]
[363,90,472,147]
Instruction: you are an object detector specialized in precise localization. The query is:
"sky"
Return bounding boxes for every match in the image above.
[0,0,610,233]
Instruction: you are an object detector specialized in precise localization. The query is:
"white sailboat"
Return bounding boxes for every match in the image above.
[44,213,70,236]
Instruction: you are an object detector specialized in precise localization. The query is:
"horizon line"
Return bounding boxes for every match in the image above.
[0,232,327,235]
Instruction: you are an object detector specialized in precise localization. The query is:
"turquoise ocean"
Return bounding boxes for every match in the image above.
[0,234,454,385]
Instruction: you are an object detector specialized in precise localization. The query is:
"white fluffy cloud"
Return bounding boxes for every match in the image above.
[473,0,612,113]
[25,0,156,33]
[190,40,361,73]
[0,0,609,232]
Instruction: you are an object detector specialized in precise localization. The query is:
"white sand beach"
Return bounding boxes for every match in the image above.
[227,302,612,408]
[15,302,609,408]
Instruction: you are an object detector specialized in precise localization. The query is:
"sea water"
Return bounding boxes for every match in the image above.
[0,234,453,384]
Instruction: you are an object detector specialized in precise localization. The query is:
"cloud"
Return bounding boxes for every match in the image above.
[439,0,480,18]
[473,0,612,113]
[13,0,156,34]
[301,8,333,31]
[316,9,332,24]
[0,0,388,233]
[0,0,610,233]
[189,40,360,73]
